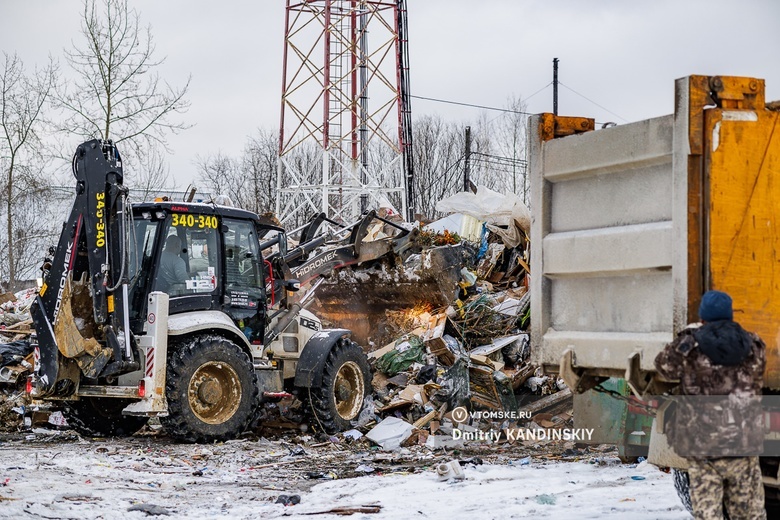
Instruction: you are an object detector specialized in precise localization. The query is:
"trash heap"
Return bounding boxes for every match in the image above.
[359,302,567,450]
[0,288,36,431]
[350,187,571,451]
[0,288,36,373]
[0,287,35,331]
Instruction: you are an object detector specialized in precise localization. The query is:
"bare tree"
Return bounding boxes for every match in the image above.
[56,0,191,180]
[242,129,279,214]
[411,115,464,220]
[196,130,280,214]
[132,145,171,201]
[195,152,245,207]
[0,53,57,289]
[491,95,529,200]
[409,95,530,222]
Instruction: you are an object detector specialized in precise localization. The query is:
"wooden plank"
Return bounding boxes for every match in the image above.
[0,328,32,335]
[517,388,572,416]
[412,410,437,429]
[5,319,32,331]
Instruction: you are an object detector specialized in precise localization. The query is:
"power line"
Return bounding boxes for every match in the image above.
[412,88,623,127]
[470,153,527,167]
[472,152,526,164]
[525,82,552,102]
[411,95,535,116]
[413,86,627,133]
[558,82,629,123]
[417,155,465,193]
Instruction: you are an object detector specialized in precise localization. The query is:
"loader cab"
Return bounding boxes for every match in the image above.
[127,203,278,342]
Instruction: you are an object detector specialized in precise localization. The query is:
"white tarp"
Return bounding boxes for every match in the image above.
[435,186,530,247]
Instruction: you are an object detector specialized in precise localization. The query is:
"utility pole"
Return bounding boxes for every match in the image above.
[553,57,559,116]
[464,126,472,192]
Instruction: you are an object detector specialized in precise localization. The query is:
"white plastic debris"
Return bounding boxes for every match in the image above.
[343,429,364,440]
[436,460,465,481]
[365,417,414,450]
[48,411,68,427]
[425,434,464,450]
[436,185,531,247]
[525,376,549,393]
[492,298,523,317]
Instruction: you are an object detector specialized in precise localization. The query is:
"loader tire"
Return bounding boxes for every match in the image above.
[161,335,258,443]
[307,339,371,433]
[63,398,149,437]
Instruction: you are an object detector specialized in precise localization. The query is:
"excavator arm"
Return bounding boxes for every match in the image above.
[30,140,137,397]
[261,211,418,345]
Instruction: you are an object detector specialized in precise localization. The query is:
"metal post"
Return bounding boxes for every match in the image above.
[359,6,369,214]
[464,126,472,192]
[123,291,169,415]
[553,57,559,116]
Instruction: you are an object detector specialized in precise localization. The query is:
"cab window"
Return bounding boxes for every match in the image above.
[153,213,220,297]
[223,219,262,289]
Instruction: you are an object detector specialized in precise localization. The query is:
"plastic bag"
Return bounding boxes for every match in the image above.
[436,185,530,247]
[375,335,425,376]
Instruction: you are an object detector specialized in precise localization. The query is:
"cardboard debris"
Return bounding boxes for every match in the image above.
[469,365,517,411]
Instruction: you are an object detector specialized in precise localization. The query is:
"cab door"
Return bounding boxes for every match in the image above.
[222,218,266,343]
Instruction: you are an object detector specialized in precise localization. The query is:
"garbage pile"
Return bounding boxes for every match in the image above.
[0,288,36,432]
[0,188,574,448]
[345,187,571,451]
[0,287,35,332]
[358,306,567,451]
[0,288,36,376]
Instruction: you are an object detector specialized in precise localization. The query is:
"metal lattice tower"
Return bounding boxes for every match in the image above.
[276,0,413,225]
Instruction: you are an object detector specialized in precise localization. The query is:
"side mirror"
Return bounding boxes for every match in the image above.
[279,233,288,258]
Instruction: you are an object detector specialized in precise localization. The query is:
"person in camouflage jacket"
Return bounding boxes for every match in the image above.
[655,290,766,520]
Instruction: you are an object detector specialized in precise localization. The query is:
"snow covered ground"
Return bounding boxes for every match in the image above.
[279,460,689,520]
[0,432,690,520]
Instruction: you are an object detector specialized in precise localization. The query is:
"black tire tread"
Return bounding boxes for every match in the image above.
[307,338,371,434]
[160,335,258,443]
[63,398,149,437]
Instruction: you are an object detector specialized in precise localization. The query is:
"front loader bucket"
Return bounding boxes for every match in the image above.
[309,245,463,347]
[54,276,113,379]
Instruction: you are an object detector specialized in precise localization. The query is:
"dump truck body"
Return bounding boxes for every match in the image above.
[529,75,780,503]
[530,75,780,390]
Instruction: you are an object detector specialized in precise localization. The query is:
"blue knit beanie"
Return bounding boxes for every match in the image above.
[698,290,733,322]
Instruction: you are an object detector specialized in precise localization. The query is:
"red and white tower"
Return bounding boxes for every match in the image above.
[276,0,413,225]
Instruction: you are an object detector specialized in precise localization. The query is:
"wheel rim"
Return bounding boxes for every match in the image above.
[188,361,242,425]
[333,360,365,421]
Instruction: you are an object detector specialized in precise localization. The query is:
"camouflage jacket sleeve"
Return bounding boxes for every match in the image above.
[654,328,697,381]
[750,332,767,387]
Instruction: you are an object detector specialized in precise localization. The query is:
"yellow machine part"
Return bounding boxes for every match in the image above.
[705,100,780,387]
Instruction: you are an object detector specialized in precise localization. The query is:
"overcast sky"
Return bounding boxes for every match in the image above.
[2,0,779,187]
